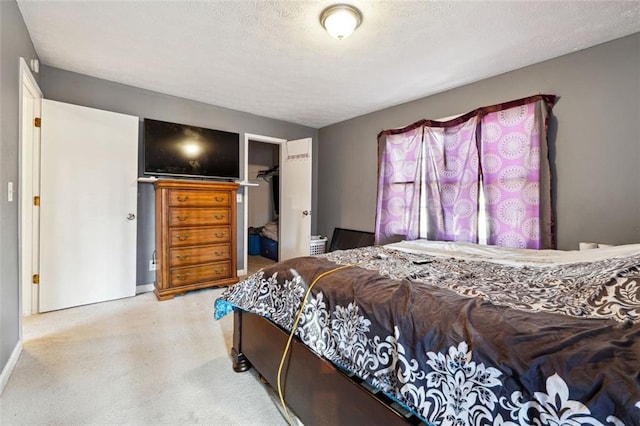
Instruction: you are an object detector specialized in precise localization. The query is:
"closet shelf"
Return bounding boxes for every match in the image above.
[236,180,260,187]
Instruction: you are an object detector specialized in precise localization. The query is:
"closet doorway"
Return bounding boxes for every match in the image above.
[247,139,280,274]
[241,134,312,276]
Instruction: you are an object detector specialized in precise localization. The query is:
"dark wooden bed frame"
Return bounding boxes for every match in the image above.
[231,309,423,425]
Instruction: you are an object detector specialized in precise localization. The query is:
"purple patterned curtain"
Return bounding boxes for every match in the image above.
[423,116,480,243]
[376,95,555,249]
[479,99,553,249]
[374,126,424,245]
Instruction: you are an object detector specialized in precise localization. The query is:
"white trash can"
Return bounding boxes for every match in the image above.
[310,236,328,255]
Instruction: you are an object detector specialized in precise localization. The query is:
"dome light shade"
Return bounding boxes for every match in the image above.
[320,4,363,40]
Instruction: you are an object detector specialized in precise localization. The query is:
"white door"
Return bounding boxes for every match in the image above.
[279,138,312,260]
[39,100,139,312]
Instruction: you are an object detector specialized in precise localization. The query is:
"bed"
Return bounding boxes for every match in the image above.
[215,240,640,425]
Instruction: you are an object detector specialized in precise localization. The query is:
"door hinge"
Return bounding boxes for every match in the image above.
[32,274,39,284]
[34,117,41,128]
[33,196,40,206]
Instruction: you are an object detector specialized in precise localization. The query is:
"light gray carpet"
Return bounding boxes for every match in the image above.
[0,288,290,425]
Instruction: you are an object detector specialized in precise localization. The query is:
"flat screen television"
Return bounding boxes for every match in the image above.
[143,118,240,180]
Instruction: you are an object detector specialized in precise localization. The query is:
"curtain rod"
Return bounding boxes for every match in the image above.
[378,94,556,138]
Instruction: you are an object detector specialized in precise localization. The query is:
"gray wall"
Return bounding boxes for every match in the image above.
[39,66,318,284]
[0,0,39,377]
[318,33,640,251]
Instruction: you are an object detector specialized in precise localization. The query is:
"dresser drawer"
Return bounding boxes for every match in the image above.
[169,226,231,247]
[168,189,231,207]
[169,208,230,227]
[170,262,232,287]
[169,244,231,267]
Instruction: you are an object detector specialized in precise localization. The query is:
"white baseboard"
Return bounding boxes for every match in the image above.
[136,283,155,294]
[237,269,247,277]
[0,341,23,395]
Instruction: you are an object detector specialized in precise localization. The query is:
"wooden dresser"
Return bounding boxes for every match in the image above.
[154,180,239,300]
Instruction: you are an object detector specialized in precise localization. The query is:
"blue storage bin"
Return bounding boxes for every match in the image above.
[248,234,261,255]
[260,237,278,261]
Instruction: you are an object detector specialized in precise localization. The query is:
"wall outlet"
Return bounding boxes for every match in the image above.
[149,260,157,271]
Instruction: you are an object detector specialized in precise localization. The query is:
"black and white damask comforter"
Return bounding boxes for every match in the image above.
[215,240,640,425]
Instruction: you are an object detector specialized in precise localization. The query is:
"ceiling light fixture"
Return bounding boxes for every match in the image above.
[320,4,363,40]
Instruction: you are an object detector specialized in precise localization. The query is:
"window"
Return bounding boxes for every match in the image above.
[375,95,555,249]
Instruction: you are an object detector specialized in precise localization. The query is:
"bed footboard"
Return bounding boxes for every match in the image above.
[231,309,420,425]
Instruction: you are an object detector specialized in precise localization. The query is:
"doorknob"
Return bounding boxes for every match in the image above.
[127,213,136,220]
[303,210,311,216]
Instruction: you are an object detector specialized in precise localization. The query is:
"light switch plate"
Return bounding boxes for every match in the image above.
[236,193,243,203]
[7,182,14,202]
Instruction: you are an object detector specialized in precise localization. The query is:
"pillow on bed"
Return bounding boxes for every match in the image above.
[579,242,614,250]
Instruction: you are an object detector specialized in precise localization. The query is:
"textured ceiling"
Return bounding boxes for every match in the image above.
[17,1,640,128]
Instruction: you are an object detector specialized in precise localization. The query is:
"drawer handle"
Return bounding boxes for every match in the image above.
[177,215,189,221]
[214,214,225,220]
[214,196,225,202]
[214,233,226,238]
[214,269,226,274]
[176,254,190,260]
[176,273,190,280]
[214,251,227,256]
[176,235,190,241]
[176,195,189,202]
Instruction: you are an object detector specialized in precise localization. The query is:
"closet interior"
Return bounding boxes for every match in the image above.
[247,140,280,272]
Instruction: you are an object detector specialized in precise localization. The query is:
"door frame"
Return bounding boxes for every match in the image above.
[18,57,42,320]
[240,133,286,276]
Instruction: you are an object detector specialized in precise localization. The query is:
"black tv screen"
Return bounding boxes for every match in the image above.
[144,118,240,180]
